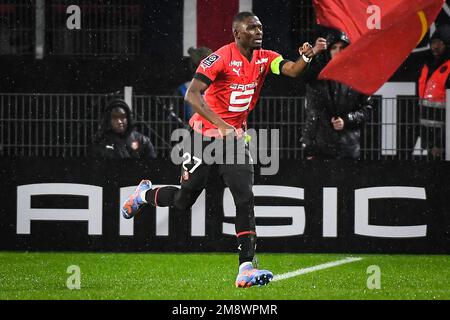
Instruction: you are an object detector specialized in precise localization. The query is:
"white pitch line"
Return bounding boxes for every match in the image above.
[272,257,363,282]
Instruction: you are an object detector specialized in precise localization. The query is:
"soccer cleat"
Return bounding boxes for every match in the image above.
[235,263,273,288]
[121,179,152,219]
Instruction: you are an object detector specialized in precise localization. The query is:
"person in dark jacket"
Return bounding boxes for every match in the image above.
[90,99,157,159]
[300,30,373,160]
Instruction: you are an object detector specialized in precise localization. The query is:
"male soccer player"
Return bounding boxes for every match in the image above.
[122,12,327,288]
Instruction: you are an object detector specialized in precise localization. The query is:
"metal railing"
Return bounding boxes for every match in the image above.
[0,1,143,57]
[0,92,448,160]
[0,93,108,157]
[0,0,319,58]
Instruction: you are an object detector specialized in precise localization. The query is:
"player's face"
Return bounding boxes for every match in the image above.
[330,41,347,59]
[236,16,264,49]
[431,39,446,58]
[110,107,128,134]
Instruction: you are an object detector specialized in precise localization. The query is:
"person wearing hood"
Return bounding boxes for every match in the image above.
[300,29,374,160]
[417,24,450,159]
[90,99,157,159]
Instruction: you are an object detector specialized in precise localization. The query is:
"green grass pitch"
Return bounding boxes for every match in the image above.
[0,252,449,300]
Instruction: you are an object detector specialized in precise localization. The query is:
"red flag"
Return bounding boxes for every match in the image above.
[312,0,445,95]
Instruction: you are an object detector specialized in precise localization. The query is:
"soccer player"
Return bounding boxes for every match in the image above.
[122,12,327,288]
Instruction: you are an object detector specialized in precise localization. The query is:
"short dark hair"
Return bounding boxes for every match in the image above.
[232,11,256,24]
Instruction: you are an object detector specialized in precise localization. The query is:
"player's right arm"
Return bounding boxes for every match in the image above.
[185,78,236,137]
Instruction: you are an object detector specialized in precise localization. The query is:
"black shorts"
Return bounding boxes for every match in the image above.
[179,129,253,171]
[176,129,254,201]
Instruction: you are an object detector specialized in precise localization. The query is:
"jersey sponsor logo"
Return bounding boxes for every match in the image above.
[232,68,241,76]
[227,82,258,112]
[201,53,220,69]
[229,82,257,91]
[255,58,268,65]
[229,60,243,67]
[228,89,255,112]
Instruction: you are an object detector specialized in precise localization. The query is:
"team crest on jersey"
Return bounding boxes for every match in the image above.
[259,65,265,75]
[201,54,220,69]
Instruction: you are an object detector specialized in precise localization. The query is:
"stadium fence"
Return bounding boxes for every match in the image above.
[1,88,449,160]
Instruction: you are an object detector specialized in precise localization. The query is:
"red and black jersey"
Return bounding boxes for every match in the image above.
[189,42,286,137]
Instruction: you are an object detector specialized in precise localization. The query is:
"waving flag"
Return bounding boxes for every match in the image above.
[313,0,445,95]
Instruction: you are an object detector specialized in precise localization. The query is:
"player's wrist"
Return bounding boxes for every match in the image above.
[301,54,312,63]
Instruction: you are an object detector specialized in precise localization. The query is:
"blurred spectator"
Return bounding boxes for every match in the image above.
[417,25,450,159]
[90,99,157,159]
[300,30,373,160]
[174,47,212,121]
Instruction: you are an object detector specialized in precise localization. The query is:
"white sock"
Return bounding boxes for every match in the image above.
[140,190,148,204]
[239,261,253,272]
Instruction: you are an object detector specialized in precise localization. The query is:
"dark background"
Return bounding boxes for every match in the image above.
[0,0,449,95]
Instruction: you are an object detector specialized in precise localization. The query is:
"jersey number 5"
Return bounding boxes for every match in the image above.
[228,89,255,112]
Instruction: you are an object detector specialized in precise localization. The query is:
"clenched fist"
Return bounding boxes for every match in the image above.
[299,37,327,58]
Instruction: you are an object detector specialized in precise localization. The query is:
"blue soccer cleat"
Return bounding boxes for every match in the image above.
[121,179,152,219]
[235,263,273,288]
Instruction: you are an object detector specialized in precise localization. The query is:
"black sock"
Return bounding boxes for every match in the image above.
[145,186,179,207]
[237,232,256,266]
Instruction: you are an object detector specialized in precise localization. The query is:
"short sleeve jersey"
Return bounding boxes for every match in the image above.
[189,42,285,136]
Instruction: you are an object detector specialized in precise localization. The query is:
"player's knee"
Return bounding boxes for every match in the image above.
[173,189,199,210]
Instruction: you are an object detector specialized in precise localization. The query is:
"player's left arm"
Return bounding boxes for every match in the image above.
[278,37,327,78]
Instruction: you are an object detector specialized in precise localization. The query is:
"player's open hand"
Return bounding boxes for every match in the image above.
[218,122,238,138]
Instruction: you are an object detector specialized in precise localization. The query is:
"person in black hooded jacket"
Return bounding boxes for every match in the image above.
[90,99,157,159]
[300,30,373,160]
